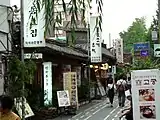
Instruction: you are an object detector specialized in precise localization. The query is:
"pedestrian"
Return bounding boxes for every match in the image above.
[116,75,127,107]
[119,95,133,120]
[106,74,115,107]
[127,77,131,91]
[0,95,21,120]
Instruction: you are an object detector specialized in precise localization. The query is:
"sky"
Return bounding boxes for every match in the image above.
[10,0,157,47]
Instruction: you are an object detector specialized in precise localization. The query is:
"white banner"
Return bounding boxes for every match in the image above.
[23,0,45,47]
[43,62,52,105]
[90,15,102,63]
[131,69,160,120]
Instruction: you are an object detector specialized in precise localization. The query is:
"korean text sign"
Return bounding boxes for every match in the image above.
[90,15,102,63]
[63,72,78,109]
[131,69,160,120]
[43,62,52,105]
[23,0,45,47]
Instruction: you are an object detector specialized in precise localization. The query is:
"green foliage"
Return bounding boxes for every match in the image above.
[119,17,148,53]
[131,58,160,70]
[34,0,103,44]
[8,57,36,98]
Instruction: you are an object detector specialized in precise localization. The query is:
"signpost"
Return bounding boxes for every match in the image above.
[133,42,150,59]
[131,69,160,120]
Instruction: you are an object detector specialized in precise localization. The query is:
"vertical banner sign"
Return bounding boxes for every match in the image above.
[23,0,45,47]
[131,69,160,120]
[43,62,52,105]
[90,15,102,63]
[115,39,123,63]
[63,72,78,109]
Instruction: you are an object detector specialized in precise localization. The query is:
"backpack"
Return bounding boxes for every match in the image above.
[118,81,126,92]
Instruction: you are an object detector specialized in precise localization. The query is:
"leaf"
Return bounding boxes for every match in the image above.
[62,0,67,14]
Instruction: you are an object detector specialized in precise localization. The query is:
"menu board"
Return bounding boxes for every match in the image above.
[63,72,78,109]
[57,90,70,107]
[131,69,160,120]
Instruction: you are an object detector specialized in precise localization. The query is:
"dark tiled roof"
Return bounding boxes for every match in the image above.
[75,44,115,59]
[46,43,88,58]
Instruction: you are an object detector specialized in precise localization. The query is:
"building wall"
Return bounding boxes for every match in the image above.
[0,0,12,52]
[0,0,11,95]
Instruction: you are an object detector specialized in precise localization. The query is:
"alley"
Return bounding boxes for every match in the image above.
[53,97,129,120]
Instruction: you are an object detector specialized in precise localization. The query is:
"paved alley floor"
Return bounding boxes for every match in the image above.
[52,97,129,120]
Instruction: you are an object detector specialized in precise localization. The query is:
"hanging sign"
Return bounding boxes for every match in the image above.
[152,31,158,41]
[131,69,160,120]
[23,0,45,47]
[90,15,102,63]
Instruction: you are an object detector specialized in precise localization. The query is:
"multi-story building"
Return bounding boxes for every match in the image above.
[0,0,12,95]
[53,1,90,41]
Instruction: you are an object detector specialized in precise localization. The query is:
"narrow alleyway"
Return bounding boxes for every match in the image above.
[53,97,129,120]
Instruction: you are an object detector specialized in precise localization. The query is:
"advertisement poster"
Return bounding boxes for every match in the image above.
[57,90,70,107]
[63,72,78,109]
[131,69,160,120]
[43,62,52,105]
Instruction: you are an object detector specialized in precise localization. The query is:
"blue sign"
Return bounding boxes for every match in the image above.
[134,43,150,51]
[140,50,149,57]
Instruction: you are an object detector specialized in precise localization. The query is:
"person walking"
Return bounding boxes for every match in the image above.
[119,94,133,120]
[0,95,21,120]
[106,74,115,107]
[116,75,127,107]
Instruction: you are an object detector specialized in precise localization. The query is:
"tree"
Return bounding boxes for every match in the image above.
[119,17,148,53]
[131,58,160,70]
[34,0,103,42]
[7,57,36,98]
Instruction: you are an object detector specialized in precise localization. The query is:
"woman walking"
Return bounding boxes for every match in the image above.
[106,74,115,107]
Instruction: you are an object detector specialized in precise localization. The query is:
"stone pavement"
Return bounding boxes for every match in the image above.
[51,96,130,120]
